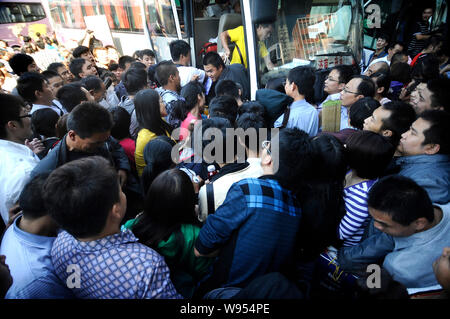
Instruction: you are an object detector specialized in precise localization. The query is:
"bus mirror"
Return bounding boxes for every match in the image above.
[251,0,277,24]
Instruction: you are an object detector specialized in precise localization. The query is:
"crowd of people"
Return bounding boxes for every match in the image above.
[0,8,449,300]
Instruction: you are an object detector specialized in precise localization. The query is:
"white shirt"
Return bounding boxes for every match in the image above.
[0,139,39,224]
[177,65,206,88]
[30,103,65,116]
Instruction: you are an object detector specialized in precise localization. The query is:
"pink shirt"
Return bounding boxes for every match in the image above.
[180,112,200,141]
[119,138,136,164]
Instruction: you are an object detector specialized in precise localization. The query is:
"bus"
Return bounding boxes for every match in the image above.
[47,0,365,99]
[0,0,53,46]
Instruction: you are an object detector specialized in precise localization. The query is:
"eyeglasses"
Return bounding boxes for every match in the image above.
[262,140,271,156]
[342,87,359,95]
[325,76,339,82]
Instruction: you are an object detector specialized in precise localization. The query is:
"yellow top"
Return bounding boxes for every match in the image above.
[135,128,170,176]
[228,25,268,69]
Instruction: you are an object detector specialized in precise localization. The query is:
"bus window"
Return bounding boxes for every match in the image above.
[254,0,363,87]
[144,0,179,37]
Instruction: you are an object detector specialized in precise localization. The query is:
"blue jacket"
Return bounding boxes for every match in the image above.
[395,154,450,204]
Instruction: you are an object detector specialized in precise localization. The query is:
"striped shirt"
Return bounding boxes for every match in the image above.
[339,179,377,247]
[407,21,430,57]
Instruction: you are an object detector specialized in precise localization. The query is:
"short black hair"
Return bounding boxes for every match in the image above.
[380,101,417,147]
[69,58,87,79]
[41,70,61,82]
[110,107,131,140]
[427,78,450,113]
[215,79,240,99]
[332,65,356,84]
[140,49,156,58]
[118,55,135,70]
[371,71,391,97]
[192,117,235,163]
[19,172,51,219]
[390,62,411,84]
[345,130,395,179]
[130,61,146,70]
[353,75,376,98]
[287,66,316,99]
[349,97,380,130]
[388,41,404,51]
[419,110,450,154]
[16,72,46,103]
[47,62,65,74]
[72,46,90,58]
[56,82,88,112]
[67,102,114,138]
[203,51,225,69]
[0,93,26,139]
[170,40,190,61]
[411,54,440,81]
[368,175,434,226]
[31,108,59,137]
[238,101,266,118]
[122,67,148,95]
[8,53,35,75]
[391,52,409,65]
[108,63,119,72]
[155,60,178,86]
[272,128,316,190]
[377,33,390,43]
[81,75,103,92]
[424,35,443,50]
[236,112,266,152]
[43,156,120,238]
[208,95,238,125]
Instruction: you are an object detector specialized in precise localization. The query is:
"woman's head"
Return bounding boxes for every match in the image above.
[312,134,347,183]
[132,169,197,247]
[134,89,170,135]
[141,136,176,194]
[345,130,395,180]
[110,107,131,140]
[181,81,205,112]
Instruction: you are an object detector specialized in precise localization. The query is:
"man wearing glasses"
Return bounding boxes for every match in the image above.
[0,94,39,227]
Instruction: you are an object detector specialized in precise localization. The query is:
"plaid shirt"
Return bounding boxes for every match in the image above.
[195,176,302,287]
[51,229,182,299]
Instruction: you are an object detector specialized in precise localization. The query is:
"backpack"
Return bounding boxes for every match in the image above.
[199,42,217,60]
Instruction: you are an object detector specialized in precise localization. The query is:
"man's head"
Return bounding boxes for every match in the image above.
[215,79,241,102]
[56,83,93,112]
[368,175,435,237]
[422,6,434,22]
[170,40,191,65]
[16,72,54,106]
[139,49,156,68]
[69,58,98,80]
[9,53,39,75]
[122,67,148,96]
[364,101,416,147]
[411,54,440,82]
[433,247,450,291]
[375,34,389,52]
[387,42,404,60]
[72,46,95,65]
[348,97,380,130]
[81,75,106,103]
[410,78,450,114]
[31,108,59,138]
[42,70,64,97]
[423,36,443,54]
[398,110,450,156]
[364,61,389,76]
[236,112,266,156]
[19,172,52,220]
[284,66,315,100]
[370,71,391,98]
[0,93,32,142]
[391,52,409,65]
[324,65,355,95]
[66,102,113,153]
[208,95,238,125]
[118,55,135,74]
[203,52,225,83]
[256,24,273,41]
[47,62,74,84]
[43,156,126,239]
[340,75,375,107]
[155,61,180,91]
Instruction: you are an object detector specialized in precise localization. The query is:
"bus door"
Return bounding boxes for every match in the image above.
[141,0,184,62]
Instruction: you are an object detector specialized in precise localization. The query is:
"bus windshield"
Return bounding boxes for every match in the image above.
[256,0,363,86]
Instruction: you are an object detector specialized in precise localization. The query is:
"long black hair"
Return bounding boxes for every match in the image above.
[132,169,198,248]
[134,89,172,136]
[172,81,204,122]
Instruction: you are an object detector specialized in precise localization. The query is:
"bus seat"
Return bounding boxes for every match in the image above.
[217,13,242,53]
[194,17,220,68]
